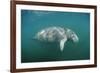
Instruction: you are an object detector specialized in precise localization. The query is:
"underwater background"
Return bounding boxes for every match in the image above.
[21,9,90,63]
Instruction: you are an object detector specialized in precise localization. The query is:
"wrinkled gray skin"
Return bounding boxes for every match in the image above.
[34,27,79,51]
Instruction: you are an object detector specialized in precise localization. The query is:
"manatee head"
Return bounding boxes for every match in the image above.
[65,28,79,43]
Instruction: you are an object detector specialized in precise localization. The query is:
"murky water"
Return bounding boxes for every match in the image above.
[21,10,90,63]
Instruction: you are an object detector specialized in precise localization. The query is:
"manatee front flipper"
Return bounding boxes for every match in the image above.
[60,38,67,51]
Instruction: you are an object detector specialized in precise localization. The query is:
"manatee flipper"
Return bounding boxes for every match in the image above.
[60,38,67,51]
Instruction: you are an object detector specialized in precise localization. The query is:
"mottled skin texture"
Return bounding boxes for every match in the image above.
[34,26,79,51]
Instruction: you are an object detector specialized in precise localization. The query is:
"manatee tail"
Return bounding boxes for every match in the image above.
[32,35,38,40]
[60,38,67,52]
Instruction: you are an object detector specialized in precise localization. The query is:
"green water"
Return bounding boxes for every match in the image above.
[21,10,90,63]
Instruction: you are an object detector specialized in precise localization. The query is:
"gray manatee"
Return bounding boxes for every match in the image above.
[34,26,79,51]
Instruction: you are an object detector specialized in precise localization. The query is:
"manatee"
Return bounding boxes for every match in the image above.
[34,26,79,51]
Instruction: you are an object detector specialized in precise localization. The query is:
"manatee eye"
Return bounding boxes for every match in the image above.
[70,32,74,37]
[71,34,75,38]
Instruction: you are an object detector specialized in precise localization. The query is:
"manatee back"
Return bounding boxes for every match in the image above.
[35,27,66,42]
